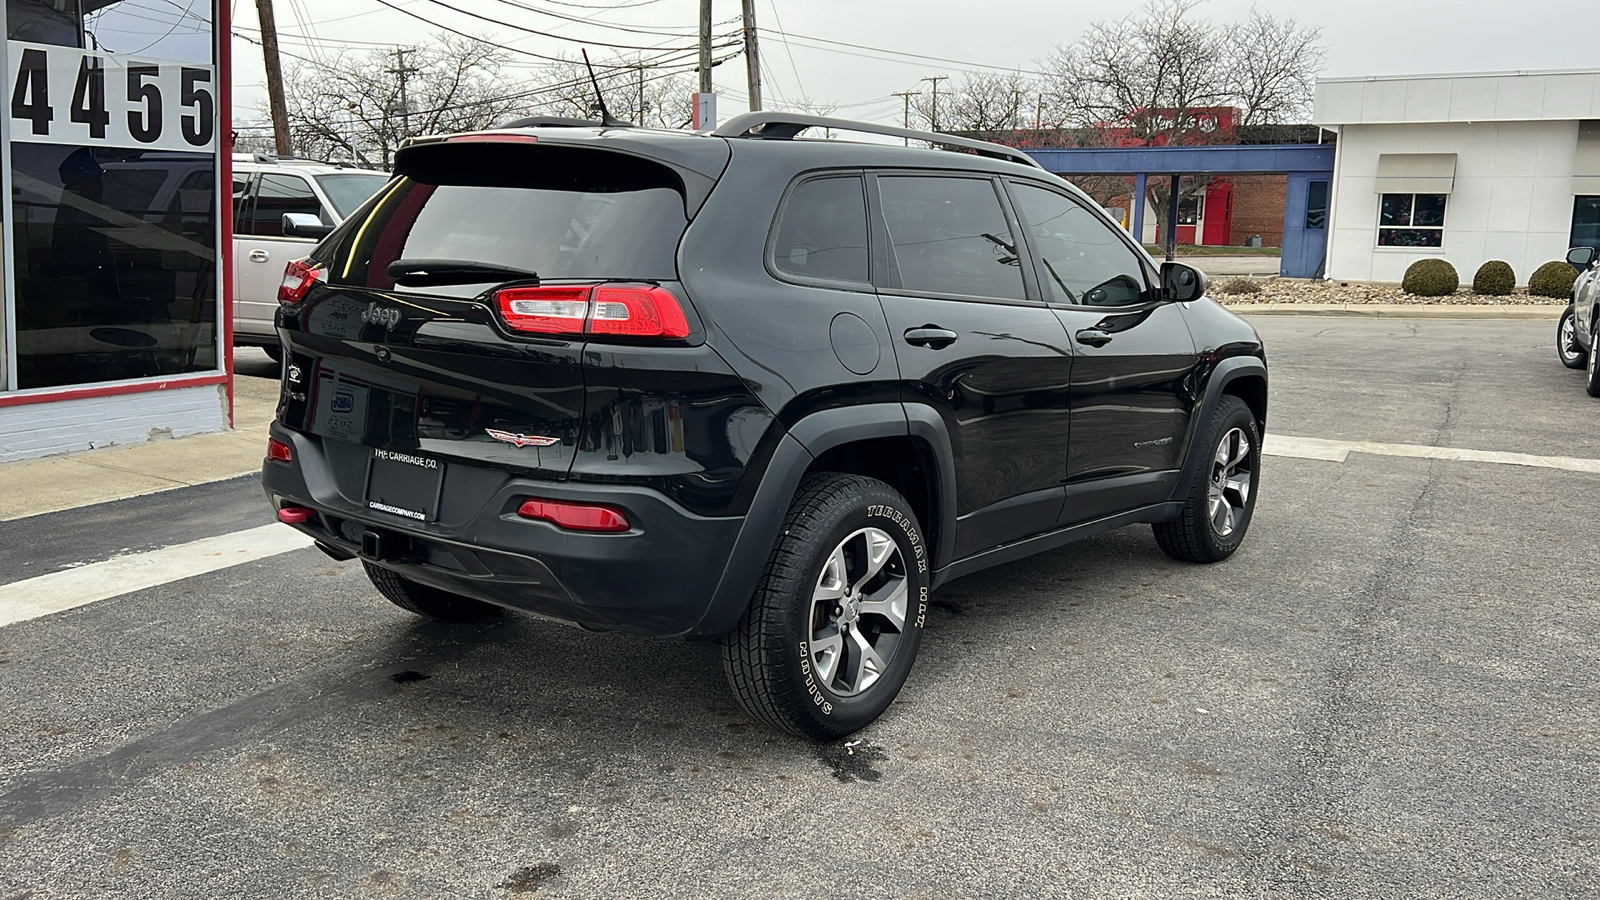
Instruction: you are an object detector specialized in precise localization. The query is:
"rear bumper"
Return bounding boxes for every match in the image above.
[261,424,743,637]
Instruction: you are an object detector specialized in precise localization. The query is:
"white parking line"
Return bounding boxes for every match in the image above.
[1266,434,1600,474]
[0,524,314,629]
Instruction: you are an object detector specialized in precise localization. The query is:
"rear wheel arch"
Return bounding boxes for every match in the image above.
[804,435,943,574]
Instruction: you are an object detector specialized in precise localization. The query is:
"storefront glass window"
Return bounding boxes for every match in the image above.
[1573,196,1600,252]
[12,144,216,388]
[1378,193,1446,247]
[5,0,219,390]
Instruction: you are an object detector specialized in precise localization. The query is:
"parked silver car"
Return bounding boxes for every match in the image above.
[232,156,389,360]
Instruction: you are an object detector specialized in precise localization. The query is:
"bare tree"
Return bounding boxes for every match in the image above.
[913,71,1034,135]
[277,33,525,169]
[1225,9,1326,127]
[534,53,695,129]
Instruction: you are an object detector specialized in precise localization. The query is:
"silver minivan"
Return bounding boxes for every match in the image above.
[231,155,389,360]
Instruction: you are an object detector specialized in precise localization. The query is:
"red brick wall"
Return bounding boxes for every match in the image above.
[1228,174,1287,247]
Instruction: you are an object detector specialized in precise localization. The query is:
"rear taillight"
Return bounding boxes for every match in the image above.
[266,437,293,463]
[516,498,631,533]
[279,258,324,304]
[495,284,689,339]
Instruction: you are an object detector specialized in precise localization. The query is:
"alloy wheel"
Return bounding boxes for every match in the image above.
[1562,314,1581,363]
[1208,427,1254,538]
[807,527,910,698]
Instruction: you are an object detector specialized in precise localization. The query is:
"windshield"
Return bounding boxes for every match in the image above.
[315,173,390,218]
[319,144,687,296]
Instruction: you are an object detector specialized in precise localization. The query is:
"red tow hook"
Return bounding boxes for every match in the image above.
[277,506,316,525]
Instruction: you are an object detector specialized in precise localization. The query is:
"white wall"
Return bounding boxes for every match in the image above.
[1325,120,1579,284]
[0,383,229,462]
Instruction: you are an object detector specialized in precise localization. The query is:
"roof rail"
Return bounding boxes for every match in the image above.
[712,111,1042,169]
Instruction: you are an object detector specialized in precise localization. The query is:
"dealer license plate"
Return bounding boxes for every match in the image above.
[365,449,445,522]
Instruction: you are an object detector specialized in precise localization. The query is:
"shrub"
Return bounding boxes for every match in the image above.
[1471,260,1516,295]
[1401,258,1459,296]
[1215,277,1262,295]
[1528,260,1579,298]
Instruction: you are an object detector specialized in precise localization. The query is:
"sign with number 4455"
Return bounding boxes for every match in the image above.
[8,41,216,154]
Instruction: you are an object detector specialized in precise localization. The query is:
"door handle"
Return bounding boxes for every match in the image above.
[904,326,959,348]
[249,249,271,263]
[1075,328,1113,347]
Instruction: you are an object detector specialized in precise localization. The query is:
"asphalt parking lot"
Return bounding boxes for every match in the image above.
[1,316,1596,899]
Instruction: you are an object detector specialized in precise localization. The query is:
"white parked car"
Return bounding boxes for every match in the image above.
[231,155,389,360]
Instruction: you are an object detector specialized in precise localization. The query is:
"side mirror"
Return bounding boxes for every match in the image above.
[1161,261,1208,302]
[282,213,333,239]
[1567,246,1597,271]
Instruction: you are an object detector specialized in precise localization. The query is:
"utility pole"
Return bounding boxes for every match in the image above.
[1035,96,1044,131]
[698,0,713,95]
[633,62,649,124]
[740,0,761,111]
[388,48,420,138]
[891,90,918,145]
[255,0,292,156]
[920,75,948,132]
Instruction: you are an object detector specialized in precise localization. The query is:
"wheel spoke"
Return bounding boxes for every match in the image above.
[813,545,849,605]
[1228,433,1251,468]
[846,627,888,693]
[1209,493,1231,534]
[850,529,896,594]
[810,629,844,686]
[858,577,909,631]
[1225,471,1252,506]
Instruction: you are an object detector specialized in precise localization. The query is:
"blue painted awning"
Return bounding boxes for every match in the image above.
[1021,143,1334,175]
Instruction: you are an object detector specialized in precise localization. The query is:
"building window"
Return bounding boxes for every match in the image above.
[1306,181,1328,229]
[1378,193,1446,247]
[1573,196,1600,252]
[1177,194,1201,226]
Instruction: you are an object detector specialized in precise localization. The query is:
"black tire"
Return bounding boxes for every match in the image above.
[1558,306,1587,370]
[1587,321,1600,398]
[722,473,930,740]
[262,344,284,363]
[363,562,501,621]
[1154,395,1261,563]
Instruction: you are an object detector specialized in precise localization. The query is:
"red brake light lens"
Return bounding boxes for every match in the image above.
[516,498,631,533]
[266,437,293,463]
[278,258,323,304]
[493,284,690,339]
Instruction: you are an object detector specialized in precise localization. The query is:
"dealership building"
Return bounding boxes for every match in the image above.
[1314,69,1600,283]
[0,0,230,462]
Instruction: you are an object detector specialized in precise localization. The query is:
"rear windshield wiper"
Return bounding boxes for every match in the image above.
[387,259,540,287]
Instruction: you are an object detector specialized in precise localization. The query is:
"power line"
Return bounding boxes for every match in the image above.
[402,0,703,52]
[758,27,1051,78]
[367,0,723,66]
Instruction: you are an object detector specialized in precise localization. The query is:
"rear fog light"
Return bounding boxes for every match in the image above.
[277,506,315,525]
[267,437,293,463]
[517,498,631,533]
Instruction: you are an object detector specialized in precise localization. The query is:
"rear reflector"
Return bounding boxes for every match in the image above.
[516,498,631,533]
[266,437,293,463]
[494,284,689,339]
[279,258,324,304]
[277,506,315,524]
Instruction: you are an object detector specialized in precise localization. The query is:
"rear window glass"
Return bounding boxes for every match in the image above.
[771,176,868,284]
[320,143,687,295]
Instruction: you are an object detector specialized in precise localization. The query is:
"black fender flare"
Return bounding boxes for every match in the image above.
[689,402,957,638]
[1169,357,1269,504]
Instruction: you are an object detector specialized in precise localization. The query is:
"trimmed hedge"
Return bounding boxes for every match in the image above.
[1471,260,1516,295]
[1402,258,1459,296]
[1528,260,1578,298]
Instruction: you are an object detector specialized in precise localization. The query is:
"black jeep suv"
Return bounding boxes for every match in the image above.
[261,112,1267,739]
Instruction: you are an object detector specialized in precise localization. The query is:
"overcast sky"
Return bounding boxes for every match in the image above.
[228,0,1594,130]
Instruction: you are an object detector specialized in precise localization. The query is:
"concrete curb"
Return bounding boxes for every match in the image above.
[1223,302,1563,319]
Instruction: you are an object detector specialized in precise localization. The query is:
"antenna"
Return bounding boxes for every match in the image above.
[581,49,628,128]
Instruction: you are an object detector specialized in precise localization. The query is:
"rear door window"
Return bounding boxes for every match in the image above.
[877,175,1026,302]
[1009,181,1153,307]
[770,175,869,285]
[320,143,688,296]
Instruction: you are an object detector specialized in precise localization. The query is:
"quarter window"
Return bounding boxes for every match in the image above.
[1010,182,1151,307]
[1378,193,1446,247]
[878,176,1025,301]
[770,176,869,284]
